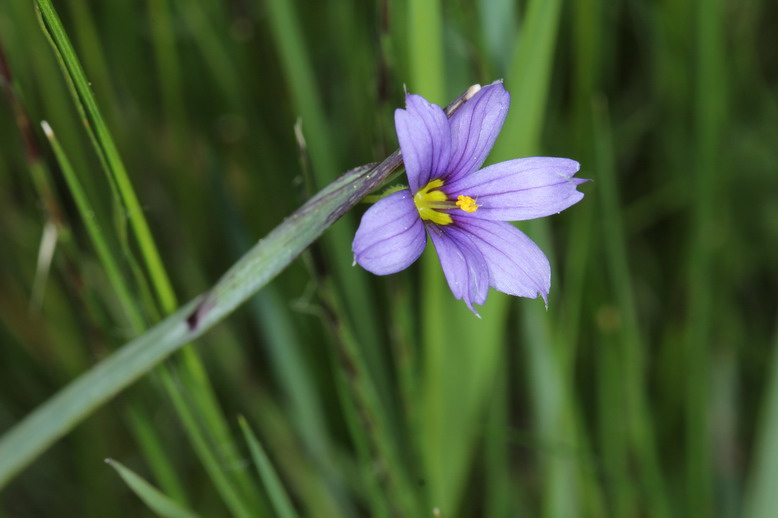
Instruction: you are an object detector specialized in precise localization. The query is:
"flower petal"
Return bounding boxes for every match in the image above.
[456,218,551,303]
[427,224,489,314]
[447,157,587,221]
[352,190,426,275]
[395,94,452,193]
[444,82,510,183]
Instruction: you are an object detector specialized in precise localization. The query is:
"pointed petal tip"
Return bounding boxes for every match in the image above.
[541,291,549,310]
[464,80,505,102]
[455,219,551,301]
[449,156,589,221]
[399,92,424,111]
[478,81,510,100]
[403,92,434,109]
[484,81,509,103]
[464,298,484,318]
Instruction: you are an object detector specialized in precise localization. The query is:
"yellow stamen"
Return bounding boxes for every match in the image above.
[456,195,479,213]
[414,180,479,224]
[414,179,452,225]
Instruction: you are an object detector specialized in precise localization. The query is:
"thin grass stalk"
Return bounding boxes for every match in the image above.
[309,240,419,515]
[35,0,176,311]
[167,0,244,108]
[592,98,671,518]
[126,406,190,507]
[36,2,269,506]
[238,417,299,518]
[146,0,187,137]
[41,122,143,329]
[566,3,607,513]
[484,370,511,517]
[261,0,387,398]
[331,371,392,518]
[43,122,242,507]
[160,373,260,518]
[685,0,727,513]
[65,0,116,111]
[496,0,583,515]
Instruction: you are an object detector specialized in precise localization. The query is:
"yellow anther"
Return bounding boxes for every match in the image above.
[456,195,478,213]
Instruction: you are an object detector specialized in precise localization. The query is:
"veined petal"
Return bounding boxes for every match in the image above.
[448,157,587,221]
[427,224,489,314]
[353,190,426,275]
[395,94,452,193]
[456,218,551,303]
[444,82,510,183]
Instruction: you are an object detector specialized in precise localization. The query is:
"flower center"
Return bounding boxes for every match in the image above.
[414,179,478,225]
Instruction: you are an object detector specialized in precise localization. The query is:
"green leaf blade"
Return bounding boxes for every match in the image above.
[106,459,202,518]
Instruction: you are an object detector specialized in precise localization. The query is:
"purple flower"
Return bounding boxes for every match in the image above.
[352,82,588,314]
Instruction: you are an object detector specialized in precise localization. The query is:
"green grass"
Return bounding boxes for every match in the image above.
[0,0,777,517]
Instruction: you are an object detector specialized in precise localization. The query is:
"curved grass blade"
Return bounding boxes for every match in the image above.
[0,84,477,490]
[40,121,144,329]
[35,1,346,508]
[0,159,372,489]
[35,0,175,310]
[105,459,202,518]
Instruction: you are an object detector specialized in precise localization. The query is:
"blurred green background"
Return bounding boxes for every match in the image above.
[0,0,776,516]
